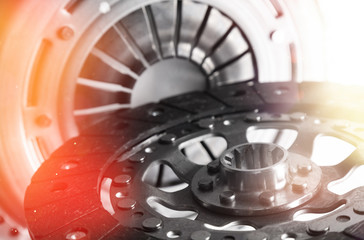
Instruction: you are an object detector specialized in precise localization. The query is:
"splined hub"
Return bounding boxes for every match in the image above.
[192,143,322,215]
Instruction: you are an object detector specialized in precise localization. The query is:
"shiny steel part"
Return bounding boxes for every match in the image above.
[25,82,364,239]
[191,143,321,215]
[71,0,262,131]
[0,0,322,226]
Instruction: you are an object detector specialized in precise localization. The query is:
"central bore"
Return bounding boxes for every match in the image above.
[220,143,288,192]
[222,143,285,170]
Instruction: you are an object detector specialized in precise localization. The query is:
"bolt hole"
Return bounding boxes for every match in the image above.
[61,160,79,170]
[336,215,350,222]
[167,230,182,239]
[50,182,68,192]
[65,228,88,240]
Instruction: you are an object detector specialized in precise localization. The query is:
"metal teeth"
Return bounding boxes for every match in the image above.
[233,149,242,169]
[244,146,254,169]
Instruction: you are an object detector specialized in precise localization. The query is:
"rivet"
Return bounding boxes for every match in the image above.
[117,198,136,210]
[292,177,307,193]
[297,162,312,175]
[191,230,211,240]
[198,178,213,191]
[223,120,231,126]
[142,217,162,232]
[259,191,275,205]
[58,26,74,40]
[353,201,364,214]
[9,228,19,236]
[159,134,177,144]
[113,175,131,187]
[246,114,261,122]
[144,147,154,153]
[207,160,220,174]
[219,191,235,205]
[149,108,164,117]
[307,221,329,236]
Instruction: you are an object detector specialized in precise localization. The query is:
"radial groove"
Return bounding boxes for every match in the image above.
[77,78,132,93]
[73,103,131,116]
[189,6,212,59]
[113,22,150,67]
[91,48,139,79]
[201,24,235,64]
[143,6,163,59]
[208,49,250,76]
[173,0,183,56]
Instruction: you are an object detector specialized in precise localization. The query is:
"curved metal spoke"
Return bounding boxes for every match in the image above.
[143,6,163,60]
[167,150,201,183]
[289,130,318,158]
[113,22,150,68]
[91,48,139,79]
